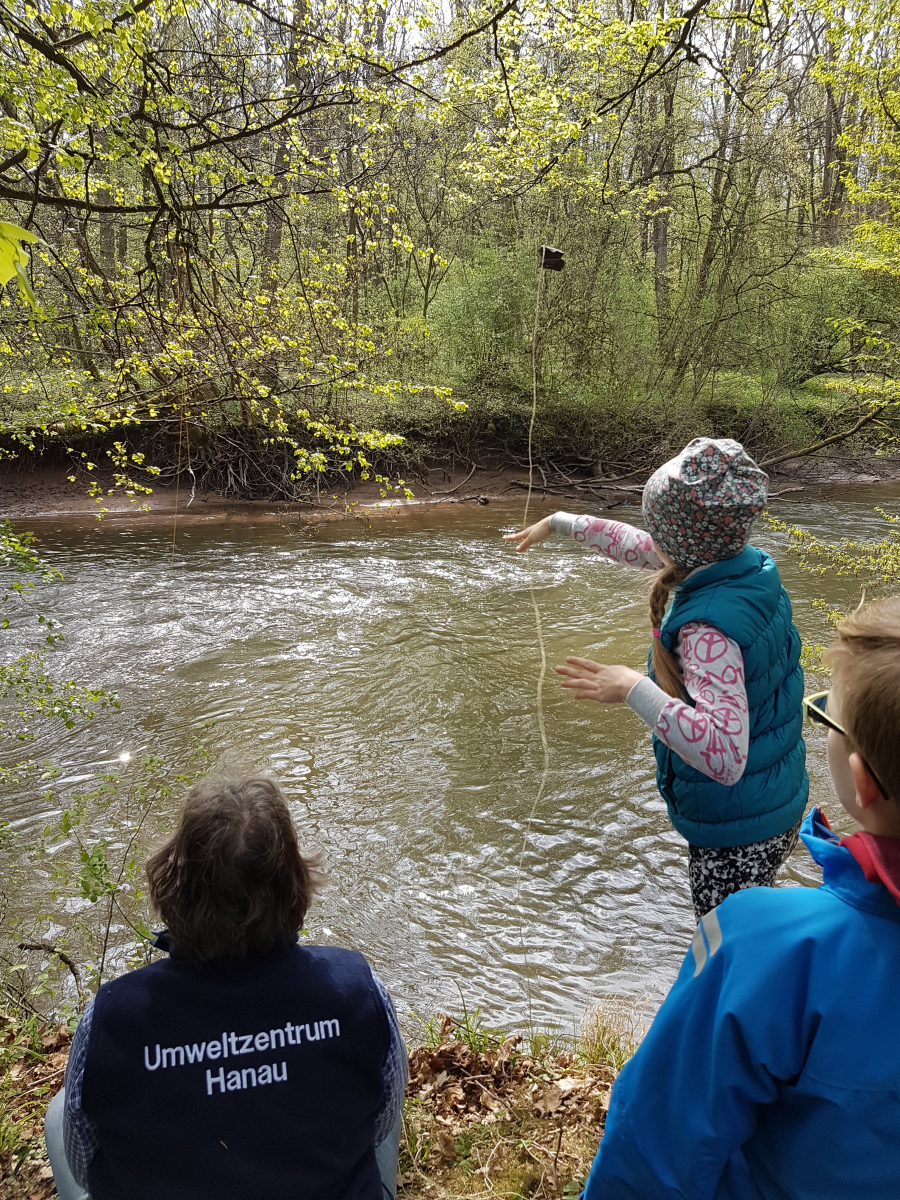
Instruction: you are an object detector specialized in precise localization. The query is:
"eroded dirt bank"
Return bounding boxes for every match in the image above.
[3,454,900,522]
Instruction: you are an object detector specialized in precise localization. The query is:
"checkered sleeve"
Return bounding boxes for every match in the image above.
[370,969,407,1147]
[63,997,100,1189]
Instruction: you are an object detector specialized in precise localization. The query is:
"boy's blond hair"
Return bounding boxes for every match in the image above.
[824,596,900,802]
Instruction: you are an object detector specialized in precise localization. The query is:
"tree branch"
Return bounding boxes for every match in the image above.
[18,940,85,1004]
[759,404,889,470]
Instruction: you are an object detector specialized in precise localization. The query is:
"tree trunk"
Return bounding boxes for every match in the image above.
[819,82,847,245]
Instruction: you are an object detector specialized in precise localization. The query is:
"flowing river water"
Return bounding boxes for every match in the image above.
[5,485,900,1030]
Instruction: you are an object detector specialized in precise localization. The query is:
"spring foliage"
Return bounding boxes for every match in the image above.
[5,0,900,492]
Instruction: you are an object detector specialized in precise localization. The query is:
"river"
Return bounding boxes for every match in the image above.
[4,486,899,1030]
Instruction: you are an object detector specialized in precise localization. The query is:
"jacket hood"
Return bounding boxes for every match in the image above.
[801,807,900,924]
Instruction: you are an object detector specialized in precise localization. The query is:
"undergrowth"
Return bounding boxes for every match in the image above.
[399,996,647,1198]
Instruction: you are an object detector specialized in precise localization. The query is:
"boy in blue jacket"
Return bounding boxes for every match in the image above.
[582,595,900,1200]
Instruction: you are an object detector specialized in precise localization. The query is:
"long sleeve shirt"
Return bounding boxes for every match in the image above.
[550,512,749,786]
[62,966,407,1187]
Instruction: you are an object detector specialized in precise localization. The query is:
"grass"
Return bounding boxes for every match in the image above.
[578,996,648,1074]
[399,996,648,1198]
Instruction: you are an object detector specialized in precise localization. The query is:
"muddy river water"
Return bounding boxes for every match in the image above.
[5,486,900,1029]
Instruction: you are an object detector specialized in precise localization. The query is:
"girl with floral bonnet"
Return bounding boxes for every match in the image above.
[506,437,808,918]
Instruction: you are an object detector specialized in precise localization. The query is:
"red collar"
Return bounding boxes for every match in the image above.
[840,832,900,908]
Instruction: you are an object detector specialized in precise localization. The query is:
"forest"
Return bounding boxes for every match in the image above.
[1,0,900,499]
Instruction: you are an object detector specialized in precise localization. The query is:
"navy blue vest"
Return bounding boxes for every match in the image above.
[80,942,390,1200]
[649,546,808,848]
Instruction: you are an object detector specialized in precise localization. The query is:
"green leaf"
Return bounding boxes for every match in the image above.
[0,223,40,305]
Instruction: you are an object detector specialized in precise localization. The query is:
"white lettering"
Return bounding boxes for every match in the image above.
[206,1060,287,1095]
[206,1067,225,1095]
[145,1020,339,1077]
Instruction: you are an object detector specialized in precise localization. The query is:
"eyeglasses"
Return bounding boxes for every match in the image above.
[803,690,889,800]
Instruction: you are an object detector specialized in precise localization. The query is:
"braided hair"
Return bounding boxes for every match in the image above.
[649,563,691,698]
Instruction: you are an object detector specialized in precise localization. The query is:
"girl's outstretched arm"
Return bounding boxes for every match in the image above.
[554,512,663,569]
[503,512,662,570]
[557,625,750,786]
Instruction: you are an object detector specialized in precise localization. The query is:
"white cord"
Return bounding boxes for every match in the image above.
[515,265,552,1027]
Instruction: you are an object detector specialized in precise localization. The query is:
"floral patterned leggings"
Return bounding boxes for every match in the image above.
[687,819,803,921]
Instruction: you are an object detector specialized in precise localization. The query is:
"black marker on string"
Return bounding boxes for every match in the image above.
[515,244,565,1027]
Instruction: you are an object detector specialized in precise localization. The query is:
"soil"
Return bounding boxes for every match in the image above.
[3,453,900,523]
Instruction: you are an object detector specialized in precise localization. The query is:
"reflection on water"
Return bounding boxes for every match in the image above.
[4,485,899,1026]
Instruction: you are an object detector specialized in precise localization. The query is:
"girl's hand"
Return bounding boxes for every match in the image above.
[502,516,553,552]
[555,657,643,704]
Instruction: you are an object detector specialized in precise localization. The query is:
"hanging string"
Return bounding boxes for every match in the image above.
[169,250,187,570]
[514,258,552,1027]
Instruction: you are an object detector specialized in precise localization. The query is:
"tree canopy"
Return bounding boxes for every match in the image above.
[2,0,900,494]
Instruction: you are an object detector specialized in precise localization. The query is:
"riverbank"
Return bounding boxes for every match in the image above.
[3,453,900,522]
[0,1001,639,1198]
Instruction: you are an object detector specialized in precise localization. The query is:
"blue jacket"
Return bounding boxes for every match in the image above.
[583,807,900,1200]
[651,545,808,847]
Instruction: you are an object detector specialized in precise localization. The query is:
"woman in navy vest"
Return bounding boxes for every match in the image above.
[44,777,407,1200]
[505,438,808,919]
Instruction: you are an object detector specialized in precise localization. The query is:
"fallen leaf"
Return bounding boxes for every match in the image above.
[556,1076,583,1096]
[534,1083,563,1116]
[433,1130,456,1163]
[493,1035,522,1065]
[418,1069,449,1100]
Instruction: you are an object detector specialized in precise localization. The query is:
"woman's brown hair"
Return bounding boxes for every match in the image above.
[146,777,323,964]
[649,562,692,698]
[823,596,900,802]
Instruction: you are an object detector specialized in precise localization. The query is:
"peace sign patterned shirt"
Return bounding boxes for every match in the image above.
[550,512,749,785]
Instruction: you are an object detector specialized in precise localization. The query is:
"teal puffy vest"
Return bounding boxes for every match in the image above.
[649,545,808,848]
